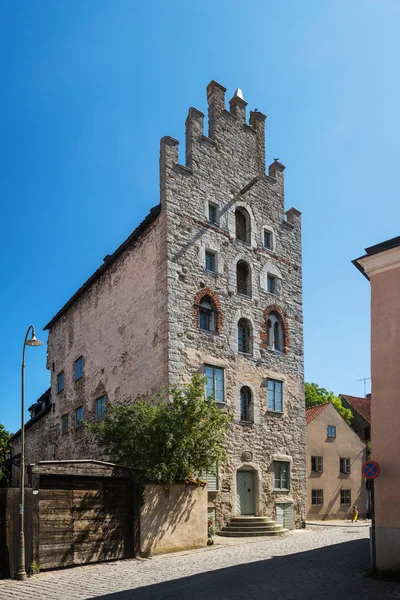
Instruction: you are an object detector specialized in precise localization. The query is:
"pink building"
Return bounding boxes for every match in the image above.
[353,236,400,571]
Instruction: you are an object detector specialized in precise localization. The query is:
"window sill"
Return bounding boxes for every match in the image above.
[273,488,290,493]
[238,351,253,357]
[57,389,65,394]
[199,328,218,335]
[240,420,254,426]
[267,409,283,415]
[204,268,218,276]
[267,348,285,355]
[237,293,252,300]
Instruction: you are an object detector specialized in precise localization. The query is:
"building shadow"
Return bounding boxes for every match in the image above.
[88,538,399,600]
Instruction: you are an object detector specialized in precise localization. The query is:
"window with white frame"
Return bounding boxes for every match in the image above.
[273,461,290,490]
[205,250,217,273]
[340,489,351,505]
[311,456,323,473]
[340,457,351,474]
[267,379,283,412]
[312,489,323,506]
[205,365,225,403]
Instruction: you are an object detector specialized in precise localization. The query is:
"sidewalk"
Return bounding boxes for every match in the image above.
[307,519,371,527]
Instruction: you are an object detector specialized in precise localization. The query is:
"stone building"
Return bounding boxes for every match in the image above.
[14,81,306,529]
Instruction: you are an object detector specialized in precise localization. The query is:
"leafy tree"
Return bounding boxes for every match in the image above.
[0,423,12,485]
[90,374,231,484]
[305,382,353,424]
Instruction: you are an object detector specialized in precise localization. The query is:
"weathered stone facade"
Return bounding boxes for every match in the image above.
[15,81,306,528]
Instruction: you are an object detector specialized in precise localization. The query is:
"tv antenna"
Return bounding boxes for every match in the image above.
[357,377,371,396]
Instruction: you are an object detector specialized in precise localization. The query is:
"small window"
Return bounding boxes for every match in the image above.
[240,386,252,422]
[205,250,216,273]
[57,371,64,392]
[96,396,106,420]
[199,297,216,332]
[273,461,290,490]
[267,379,283,413]
[267,312,284,352]
[61,414,69,435]
[236,261,251,296]
[267,275,276,294]
[340,490,351,505]
[75,357,83,381]
[205,365,225,403]
[311,456,323,473]
[327,425,336,438]
[238,318,251,354]
[75,406,84,428]
[235,208,251,244]
[340,458,351,474]
[312,489,323,506]
[208,203,218,224]
[264,229,273,249]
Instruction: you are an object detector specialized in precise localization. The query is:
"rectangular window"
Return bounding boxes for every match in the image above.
[208,203,218,224]
[311,456,323,473]
[267,379,283,413]
[57,371,64,392]
[205,365,225,403]
[312,489,323,506]
[75,356,83,380]
[327,425,336,438]
[264,230,272,249]
[273,461,290,490]
[75,406,84,428]
[340,489,351,505]
[340,458,351,474]
[96,396,106,420]
[61,414,69,434]
[205,250,216,273]
[267,275,276,294]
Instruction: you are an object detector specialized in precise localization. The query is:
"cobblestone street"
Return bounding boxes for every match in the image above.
[1,524,399,600]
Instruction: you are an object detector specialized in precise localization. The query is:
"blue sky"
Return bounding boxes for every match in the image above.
[2,1,399,433]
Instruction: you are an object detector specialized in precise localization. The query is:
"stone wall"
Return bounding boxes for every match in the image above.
[161,81,306,528]
[140,483,207,555]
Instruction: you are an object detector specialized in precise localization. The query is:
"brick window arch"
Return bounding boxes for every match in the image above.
[260,305,289,354]
[194,288,223,334]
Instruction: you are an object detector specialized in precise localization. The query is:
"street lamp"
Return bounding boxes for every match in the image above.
[16,325,43,581]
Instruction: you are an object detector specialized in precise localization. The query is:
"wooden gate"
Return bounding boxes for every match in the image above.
[276,502,294,530]
[38,475,135,569]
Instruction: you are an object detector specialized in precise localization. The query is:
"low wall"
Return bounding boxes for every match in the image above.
[140,483,207,556]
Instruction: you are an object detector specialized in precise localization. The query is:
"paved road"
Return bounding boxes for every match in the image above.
[1,525,399,599]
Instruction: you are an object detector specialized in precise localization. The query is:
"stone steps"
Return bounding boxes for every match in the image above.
[218,516,288,538]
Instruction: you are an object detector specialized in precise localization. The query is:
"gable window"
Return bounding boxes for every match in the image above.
[61,414,69,435]
[267,312,284,352]
[267,379,283,413]
[208,203,218,224]
[240,386,252,422]
[57,371,64,392]
[199,297,216,332]
[312,489,323,506]
[205,365,225,403]
[75,357,83,381]
[340,458,351,474]
[96,396,106,420]
[267,275,276,294]
[340,489,351,505]
[311,456,323,473]
[238,318,251,354]
[327,425,336,438]
[236,261,251,296]
[273,461,290,490]
[205,250,216,273]
[75,406,84,429]
[264,229,273,249]
[235,208,250,244]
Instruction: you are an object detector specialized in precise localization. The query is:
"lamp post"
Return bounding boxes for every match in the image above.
[15,325,43,581]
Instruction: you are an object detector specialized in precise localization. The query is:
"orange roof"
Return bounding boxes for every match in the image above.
[340,394,371,425]
[306,403,328,425]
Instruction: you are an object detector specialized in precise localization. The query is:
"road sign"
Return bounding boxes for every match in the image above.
[362,460,380,479]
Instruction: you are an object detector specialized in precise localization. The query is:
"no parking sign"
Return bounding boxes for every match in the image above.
[362,460,380,479]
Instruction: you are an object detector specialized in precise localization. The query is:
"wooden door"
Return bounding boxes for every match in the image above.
[236,471,255,515]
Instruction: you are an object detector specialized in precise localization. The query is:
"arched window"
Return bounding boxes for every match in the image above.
[238,318,251,354]
[267,312,284,352]
[236,261,251,296]
[199,296,216,332]
[235,208,251,244]
[240,386,252,422]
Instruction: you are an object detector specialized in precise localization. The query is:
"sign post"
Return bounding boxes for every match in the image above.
[362,460,380,571]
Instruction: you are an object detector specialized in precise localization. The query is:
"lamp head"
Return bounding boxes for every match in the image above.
[25,327,43,347]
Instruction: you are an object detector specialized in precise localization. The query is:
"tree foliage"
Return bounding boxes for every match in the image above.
[305,382,353,424]
[0,423,12,484]
[90,374,232,484]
